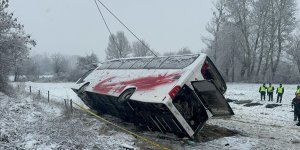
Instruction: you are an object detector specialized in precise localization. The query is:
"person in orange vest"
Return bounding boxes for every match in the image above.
[259,83,266,101]
[267,83,274,101]
[276,84,284,103]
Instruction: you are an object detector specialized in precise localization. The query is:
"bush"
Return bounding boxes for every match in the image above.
[0,76,15,96]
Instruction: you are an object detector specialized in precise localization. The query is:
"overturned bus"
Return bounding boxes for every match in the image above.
[72,53,234,138]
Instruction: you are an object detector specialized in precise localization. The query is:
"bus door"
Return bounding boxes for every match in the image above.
[191,80,234,116]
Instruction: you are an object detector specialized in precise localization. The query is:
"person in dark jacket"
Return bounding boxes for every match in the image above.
[267,83,274,101]
[276,84,284,103]
[259,83,266,101]
[292,93,300,125]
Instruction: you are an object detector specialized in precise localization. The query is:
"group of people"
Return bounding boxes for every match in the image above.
[258,83,284,102]
[259,84,300,126]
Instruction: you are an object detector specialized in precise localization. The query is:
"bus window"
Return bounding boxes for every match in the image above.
[108,60,123,69]
[160,55,199,69]
[144,57,167,69]
[98,61,113,69]
[119,59,138,69]
[131,58,153,69]
[76,69,94,84]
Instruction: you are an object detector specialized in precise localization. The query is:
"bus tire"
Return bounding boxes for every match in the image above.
[118,88,135,103]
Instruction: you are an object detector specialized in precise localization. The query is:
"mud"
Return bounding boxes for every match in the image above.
[244,102,263,107]
[266,104,282,108]
[234,100,252,104]
[226,98,238,103]
[194,124,239,142]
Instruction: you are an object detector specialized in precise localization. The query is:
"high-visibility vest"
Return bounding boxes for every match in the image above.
[260,86,266,92]
[267,86,274,92]
[296,89,300,94]
[277,87,283,94]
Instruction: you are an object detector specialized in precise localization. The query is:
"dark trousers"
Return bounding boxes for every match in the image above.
[268,92,273,101]
[294,107,300,121]
[260,92,266,101]
[277,93,283,103]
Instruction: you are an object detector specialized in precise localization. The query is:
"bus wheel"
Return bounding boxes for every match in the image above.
[118,88,135,103]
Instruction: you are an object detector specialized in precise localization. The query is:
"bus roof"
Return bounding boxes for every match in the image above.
[98,53,203,70]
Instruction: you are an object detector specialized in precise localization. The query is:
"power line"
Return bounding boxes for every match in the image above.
[94,0,123,58]
[94,0,157,57]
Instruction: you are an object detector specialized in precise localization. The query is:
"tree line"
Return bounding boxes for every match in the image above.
[105,31,193,59]
[13,53,98,82]
[204,0,300,83]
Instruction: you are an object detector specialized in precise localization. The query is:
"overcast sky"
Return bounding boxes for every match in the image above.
[9,0,300,61]
[9,0,214,61]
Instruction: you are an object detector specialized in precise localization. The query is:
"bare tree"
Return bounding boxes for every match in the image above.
[77,52,99,70]
[177,47,193,55]
[105,31,131,60]
[23,58,40,81]
[288,35,300,74]
[271,0,298,80]
[51,53,68,77]
[205,0,226,63]
[203,0,299,82]
[255,0,270,78]
[132,40,153,57]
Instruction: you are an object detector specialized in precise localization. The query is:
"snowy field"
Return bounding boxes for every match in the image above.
[2,82,300,149]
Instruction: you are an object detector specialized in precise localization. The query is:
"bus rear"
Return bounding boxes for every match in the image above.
[169,55,233,137]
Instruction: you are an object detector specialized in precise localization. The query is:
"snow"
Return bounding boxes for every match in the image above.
[0,90,138,149]
[3,82,300,149]
[160,55,199,69]
[11,82,85,108]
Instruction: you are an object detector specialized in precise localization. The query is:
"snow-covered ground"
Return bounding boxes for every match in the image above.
[11,82,84,107]
[0,91,137,149]
[3,82,300,149]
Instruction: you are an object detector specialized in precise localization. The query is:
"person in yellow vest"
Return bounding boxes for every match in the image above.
[259,83,266,101]
[276,84,284,103]
[267,83,274,101]
[295,85,300,95]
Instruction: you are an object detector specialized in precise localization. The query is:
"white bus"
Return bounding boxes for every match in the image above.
[72,53,234,138]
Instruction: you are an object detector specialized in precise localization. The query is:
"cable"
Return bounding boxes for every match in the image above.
[94,0,158,57]
[94,0,123,58]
